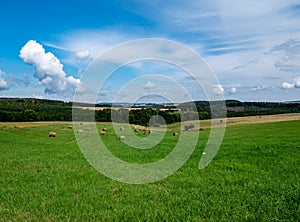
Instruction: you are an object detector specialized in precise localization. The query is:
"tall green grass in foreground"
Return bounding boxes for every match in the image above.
[0,121,299,221]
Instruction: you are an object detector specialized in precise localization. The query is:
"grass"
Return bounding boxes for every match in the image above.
[0,120,299,221]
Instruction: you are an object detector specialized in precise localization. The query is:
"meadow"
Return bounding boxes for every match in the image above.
[0,118,299,221]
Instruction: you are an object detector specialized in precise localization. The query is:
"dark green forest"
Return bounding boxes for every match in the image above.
[0,98,299,126]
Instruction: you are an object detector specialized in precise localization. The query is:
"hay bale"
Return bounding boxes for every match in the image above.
[102,128,107,131]
[119,135,126,140]
[68,125,73,129]
[100,131,106,135]
[85,127,91,131]
[134,129,139,133]
[49,132,56,137]
[120,127,124,132]
[77,129,84,134]
[173,132,179,136]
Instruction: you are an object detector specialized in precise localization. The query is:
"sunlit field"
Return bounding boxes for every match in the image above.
[0,118,299,221]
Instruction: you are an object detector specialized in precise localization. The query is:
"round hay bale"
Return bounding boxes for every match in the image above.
[49,132,56,137]
[102,128,107,131]
[77,129,84,134]
[173,132,179,136]
[119,135,126,140]
[68,125,73,129]
[100,131,106,135]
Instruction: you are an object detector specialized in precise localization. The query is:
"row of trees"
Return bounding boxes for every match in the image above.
[0,109,73,122]
[0,108,184,126]
[0,98,299,125]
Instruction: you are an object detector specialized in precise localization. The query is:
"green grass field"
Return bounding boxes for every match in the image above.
[0,120,299,221]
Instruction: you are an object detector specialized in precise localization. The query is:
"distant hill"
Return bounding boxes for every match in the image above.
[179,99,300,118]
[284,100,300,103]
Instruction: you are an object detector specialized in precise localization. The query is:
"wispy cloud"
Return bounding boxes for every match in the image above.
[0,69,10,91]
[47,29,134,59]
[128,0,300,52]
[118,0,300,102]
[144,81,155,90]
[30,1,300,101]
[271,39,300,73]
[251,85,270,92]
[0,68,32,92]
[0,78,10,91]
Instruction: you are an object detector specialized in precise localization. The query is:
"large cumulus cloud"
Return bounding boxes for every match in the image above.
[19,40,80,94]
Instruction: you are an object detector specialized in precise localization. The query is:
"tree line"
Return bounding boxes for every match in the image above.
[0,98,299,125]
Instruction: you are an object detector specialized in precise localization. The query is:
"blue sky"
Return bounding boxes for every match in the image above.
[0,0,300,102]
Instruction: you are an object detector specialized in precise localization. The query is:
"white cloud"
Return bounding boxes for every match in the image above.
[0,78,10,91]
[32,94,44,99]
[272,39,300,73]
[293,77,300,88]
[0,69,30,91]
[110,74,194,103]
[38,1,300,102]
[281,82,294,89]
[229,87,237,94]
[144,81,155,90]
[206,38,300,98]
[0,69,10,91]
[19,40,80,94]
[75,50,91,61]
[43,29,135,75]
[281,77,300,89]
[131,1,300,82]
[212,84,224,95]
[48,29,133,60]
[251,85,270,92]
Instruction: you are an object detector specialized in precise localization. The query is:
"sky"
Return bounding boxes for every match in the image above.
[0,0,300,103]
